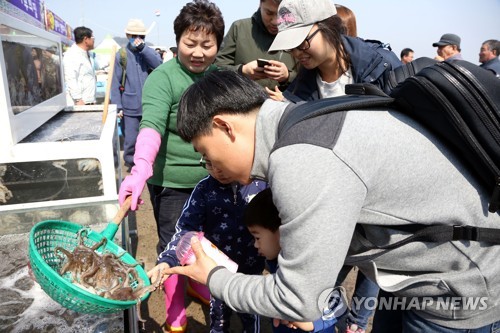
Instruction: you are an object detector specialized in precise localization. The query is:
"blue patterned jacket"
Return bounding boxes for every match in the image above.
[158,175,267,275]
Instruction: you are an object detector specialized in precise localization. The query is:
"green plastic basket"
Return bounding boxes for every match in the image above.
[29,219,151,314]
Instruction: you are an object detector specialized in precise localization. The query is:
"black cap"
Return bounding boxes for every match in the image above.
[432,33,461,48]
[169,46,177,54]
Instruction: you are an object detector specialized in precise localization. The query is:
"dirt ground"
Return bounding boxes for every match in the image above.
[125,165,370,333]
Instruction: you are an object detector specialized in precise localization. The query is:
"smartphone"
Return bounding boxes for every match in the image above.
[257,58,271,68]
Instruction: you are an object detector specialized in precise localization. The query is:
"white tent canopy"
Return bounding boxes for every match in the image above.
[93,34,120,69]
[94,34,120,55]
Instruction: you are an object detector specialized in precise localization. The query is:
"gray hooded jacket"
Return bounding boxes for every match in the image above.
[209,99,500,329]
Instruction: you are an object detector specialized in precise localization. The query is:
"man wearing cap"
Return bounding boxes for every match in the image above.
[214,0,297,92]
[432,33,463,61]
[63,26,97,105]
[110,19,162,170]
[479,39,500,77]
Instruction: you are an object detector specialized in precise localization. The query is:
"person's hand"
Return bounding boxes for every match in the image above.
[273,318,314,331]
[265,86,284,101]
[241,60,268,81]
[118,159,150,210]
[147,263,171,288]
[133,37,145,51]
[75,99,85,105]
[117,110,124,119]
[163,236,218,285]
[262,60,290,83]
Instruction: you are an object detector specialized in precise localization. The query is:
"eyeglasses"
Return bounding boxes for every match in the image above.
[131,35,146,39]
[284,29,321,53]
[199,156,213,170]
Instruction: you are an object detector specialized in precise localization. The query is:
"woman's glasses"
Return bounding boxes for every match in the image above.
[284,29,321,53]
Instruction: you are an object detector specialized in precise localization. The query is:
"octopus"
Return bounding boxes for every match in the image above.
[81,253,138,294]
[105,269,161,324]
[0,164,13,204]
[54,230,106,282]
[54,229,157,324]
[77,159,103,191]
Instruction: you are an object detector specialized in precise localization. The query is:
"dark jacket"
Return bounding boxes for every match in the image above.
[215,10,297,90]
[480,57,500,77]
[284,36,401,102]
[157,175,266,275]
[110,44,162,116]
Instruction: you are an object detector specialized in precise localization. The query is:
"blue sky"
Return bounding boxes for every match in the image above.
[45,0,500,64]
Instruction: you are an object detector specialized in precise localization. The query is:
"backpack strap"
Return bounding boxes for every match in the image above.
[277,94,394,139]
[355,224,500,252]
[119,47,127,94]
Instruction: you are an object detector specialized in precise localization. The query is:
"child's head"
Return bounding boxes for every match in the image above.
[173,0,225,74]
[244,188,282,260]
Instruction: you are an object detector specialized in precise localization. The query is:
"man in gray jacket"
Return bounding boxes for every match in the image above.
[164,70,500,332]
[432,33,463,62]
[479,39,500,77]
[214,0,297,92]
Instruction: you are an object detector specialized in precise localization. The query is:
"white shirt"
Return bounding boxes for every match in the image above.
[63,43,96,104]
[317,68,353,98]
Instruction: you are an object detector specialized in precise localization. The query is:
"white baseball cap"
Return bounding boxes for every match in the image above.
[268,0,337,52]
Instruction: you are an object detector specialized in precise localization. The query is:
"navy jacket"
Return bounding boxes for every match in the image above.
[158,175,266,275]
[284,35,401,102]
[110,44,162,116]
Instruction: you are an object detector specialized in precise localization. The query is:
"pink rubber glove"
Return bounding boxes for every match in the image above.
[119,128,161,210]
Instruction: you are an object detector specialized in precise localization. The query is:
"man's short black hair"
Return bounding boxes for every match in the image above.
[177,70,268,142]
[244,188,281,232]
[400,47,414,59]
[74,26,93,44]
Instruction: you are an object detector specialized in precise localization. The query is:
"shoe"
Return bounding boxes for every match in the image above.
[163,322,186,333]
[186,278,210,306]
[346,324,365,333]
[164,275,187,332]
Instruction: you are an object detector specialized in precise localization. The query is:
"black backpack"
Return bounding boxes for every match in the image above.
[391,60,500,212]
[277,59,500,247]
